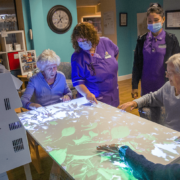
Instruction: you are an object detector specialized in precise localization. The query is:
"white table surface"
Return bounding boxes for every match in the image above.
[18,97,180,180]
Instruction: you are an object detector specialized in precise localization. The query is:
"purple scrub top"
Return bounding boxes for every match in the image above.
[141,30,166,95]
[71,37,119,107]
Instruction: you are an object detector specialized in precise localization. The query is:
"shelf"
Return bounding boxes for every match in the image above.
[0,51,6,54]
[0,30,26,71]
[7,50,24,53]
[0,30,24,35]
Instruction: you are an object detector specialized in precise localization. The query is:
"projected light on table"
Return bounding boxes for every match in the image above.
[18,98,180,180]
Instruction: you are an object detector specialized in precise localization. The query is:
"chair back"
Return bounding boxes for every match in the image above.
[57,62,71,79]
[139,106,166,125]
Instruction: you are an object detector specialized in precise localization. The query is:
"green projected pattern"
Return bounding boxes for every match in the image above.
[18,98,180,179]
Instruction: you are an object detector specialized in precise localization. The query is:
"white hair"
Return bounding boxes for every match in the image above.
[166,53,180,74]
[36,49,60,71]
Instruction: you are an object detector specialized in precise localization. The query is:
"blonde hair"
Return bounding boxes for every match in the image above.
[166,53,180,74]
[36,49,60,71]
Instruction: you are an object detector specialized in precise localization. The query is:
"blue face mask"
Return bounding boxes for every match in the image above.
[78,41,92,50]
[148,23,162,33]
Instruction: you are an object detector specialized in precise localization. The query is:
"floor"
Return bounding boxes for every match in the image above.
[7,79,141,180]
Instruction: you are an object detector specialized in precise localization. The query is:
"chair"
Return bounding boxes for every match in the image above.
[57,62,77,99]
[139,106,166,125]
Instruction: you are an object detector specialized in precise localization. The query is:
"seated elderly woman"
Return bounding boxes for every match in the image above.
[120,53,180,132]
[21,49,72,110]
[21,49,72,180]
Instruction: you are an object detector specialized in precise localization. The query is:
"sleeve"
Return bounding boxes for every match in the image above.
[103,37,119,57]
[71,54,86,87]
[132,42,142,89]
[172,35,180,54]
[21,78,35,109]
[109,39,119,57]
[63,80,72,99]
[133,82,166,108]
[122,147,180,180]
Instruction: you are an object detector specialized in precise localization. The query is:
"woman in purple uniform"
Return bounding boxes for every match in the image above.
[132,3,180,98]
[71,22,119,107]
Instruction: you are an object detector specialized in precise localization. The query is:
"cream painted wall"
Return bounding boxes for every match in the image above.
[76,0,99,7]
[100,0,117,45]
[77,6,101,23]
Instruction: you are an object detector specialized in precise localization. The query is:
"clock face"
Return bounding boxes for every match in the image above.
[47,5,72,34]
[52,10,69,30]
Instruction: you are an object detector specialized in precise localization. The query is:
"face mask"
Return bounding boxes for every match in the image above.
[148,23,162,33]
[78,41,92,50]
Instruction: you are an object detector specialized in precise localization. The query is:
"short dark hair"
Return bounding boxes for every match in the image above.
[147,3,164,18]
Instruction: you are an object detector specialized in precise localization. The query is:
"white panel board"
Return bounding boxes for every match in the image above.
[0,73,31,173]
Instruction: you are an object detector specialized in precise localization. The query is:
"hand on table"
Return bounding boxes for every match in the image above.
[119,101,138,111]
[29,103,48,114]
[86,92,98,104]
[62,95,71,102]
[131,89,138,99]
[29,103,42,110]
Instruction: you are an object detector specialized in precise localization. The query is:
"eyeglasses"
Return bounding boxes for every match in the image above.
[165,71,175,77]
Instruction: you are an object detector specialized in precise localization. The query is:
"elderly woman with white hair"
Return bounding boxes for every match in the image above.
[120,53,180,132]
[21,49,72,110]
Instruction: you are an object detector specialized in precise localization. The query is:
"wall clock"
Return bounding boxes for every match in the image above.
[47,5,72,34]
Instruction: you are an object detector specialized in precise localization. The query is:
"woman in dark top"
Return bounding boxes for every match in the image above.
[132,3,180,98]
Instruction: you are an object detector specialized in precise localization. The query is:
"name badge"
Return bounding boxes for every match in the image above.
[158,44,166,48]
[105,51,111,59]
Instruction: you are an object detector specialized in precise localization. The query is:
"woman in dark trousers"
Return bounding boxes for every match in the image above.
[132,3,180,98]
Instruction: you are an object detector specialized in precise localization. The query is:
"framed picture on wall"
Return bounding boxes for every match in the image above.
[18,50,37,75]
[165,10,180,29]
[119,13,127,26]
[83,17,102,34]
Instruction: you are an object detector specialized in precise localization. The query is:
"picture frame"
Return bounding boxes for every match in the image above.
[83,16,102,34]
[165,10,180,29]
[119,13,127,26]
[18,50,36,75]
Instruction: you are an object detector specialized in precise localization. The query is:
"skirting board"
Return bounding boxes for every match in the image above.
[118,74,132,81]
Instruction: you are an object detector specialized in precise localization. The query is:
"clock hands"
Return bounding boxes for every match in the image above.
[58,15,63,24]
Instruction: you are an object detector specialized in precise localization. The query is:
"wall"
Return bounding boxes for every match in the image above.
[163,0,180,42]
[22,0,77,63]
[76,0,99,7]
[21,0,33,51]
[116,0,163,76]
[77,6,101,23]
[100,0,117,45]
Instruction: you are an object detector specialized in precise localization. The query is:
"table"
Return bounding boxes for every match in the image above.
[18,97,180,180]
[17,75,28,89]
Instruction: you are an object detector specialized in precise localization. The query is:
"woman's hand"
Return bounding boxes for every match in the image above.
[62,95,71,102]
[29,103,42,110]
[119,101,138,111]
[131,89,138,99]
[86,92,98,104]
